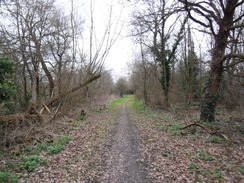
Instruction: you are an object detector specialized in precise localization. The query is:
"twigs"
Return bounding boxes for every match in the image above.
[180,122,237,144]
[180,122,209,131]
[46,103,61,123]
[43,104,51,114]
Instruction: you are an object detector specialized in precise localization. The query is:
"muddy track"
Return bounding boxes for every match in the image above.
[100,104,149,183]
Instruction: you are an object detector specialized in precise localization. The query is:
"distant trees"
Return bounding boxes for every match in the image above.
[115,77,128,97]
[178,25,201,104]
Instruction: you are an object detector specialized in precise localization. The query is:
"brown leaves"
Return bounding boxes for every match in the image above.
[23,110,116,182]
[130,108,244,182]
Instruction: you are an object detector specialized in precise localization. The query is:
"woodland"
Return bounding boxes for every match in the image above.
[0,0,243,182]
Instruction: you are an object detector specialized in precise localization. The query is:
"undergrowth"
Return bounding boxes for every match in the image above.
[0,135,72,181]
[26,136,71,156]
[0,172,18,183]
[19,155,47,172]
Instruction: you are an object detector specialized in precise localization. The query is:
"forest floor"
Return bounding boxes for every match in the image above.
[0,95,244,182]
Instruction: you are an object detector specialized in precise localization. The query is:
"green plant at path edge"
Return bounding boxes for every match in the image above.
[0,172,18,183]
[19,155,47,172]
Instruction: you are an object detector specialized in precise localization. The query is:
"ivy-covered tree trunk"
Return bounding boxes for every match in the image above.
[200,41,225,122]
[200,4,236,122]
[179,0,242,122]
[160,59,170,107]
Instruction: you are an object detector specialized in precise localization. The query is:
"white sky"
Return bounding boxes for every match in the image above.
[57,0,211,80]
[58,0,135,81]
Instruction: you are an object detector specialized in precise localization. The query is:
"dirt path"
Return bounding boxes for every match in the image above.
[100,104,149,183]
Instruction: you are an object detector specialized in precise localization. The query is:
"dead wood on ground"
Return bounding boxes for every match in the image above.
[180,122,237,144]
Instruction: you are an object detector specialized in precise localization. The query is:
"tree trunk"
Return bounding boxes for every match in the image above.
[200,9,235,122]
[31,74,39,108]
[160,59,170,107]
[200,67,223,122]
[140,38,148,105]
[36,42,55,97]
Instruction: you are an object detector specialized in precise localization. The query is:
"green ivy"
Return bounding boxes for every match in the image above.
[0,58,17,112]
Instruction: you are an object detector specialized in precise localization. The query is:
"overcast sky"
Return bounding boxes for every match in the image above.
[58,0,135,80]
[57,0,211,81]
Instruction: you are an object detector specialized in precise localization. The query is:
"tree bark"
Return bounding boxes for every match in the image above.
[34,37,55,97]
[200,1,238,122]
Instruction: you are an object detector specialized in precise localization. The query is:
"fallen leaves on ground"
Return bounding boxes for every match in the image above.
[130,107,244,183]
[20,109,117,183]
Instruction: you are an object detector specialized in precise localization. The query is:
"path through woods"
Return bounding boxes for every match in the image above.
[100,104,148,182]
[24,99,149,182]
[4,96,243,182]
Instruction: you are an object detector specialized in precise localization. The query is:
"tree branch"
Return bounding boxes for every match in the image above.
[179,0,210,28]
[223,54,244,68]
[44,74,101,107]
[229,22,244,30]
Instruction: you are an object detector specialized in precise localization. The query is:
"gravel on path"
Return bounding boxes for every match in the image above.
[100,104,149,183]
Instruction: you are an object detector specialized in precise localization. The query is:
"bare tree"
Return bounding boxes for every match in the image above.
[116,77,127,97]
[131,0,187,107]
[179,0,244,122]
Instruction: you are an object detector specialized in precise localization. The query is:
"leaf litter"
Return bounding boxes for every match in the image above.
[1,98,243,183]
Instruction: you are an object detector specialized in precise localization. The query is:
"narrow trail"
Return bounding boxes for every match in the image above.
[101,104,148,183]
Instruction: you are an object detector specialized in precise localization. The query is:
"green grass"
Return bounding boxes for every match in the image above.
[20,136,72,172]
[109,95,136,110]
[79,115,86,121]
[207,136,221,143]
[19,155,47,172]
[155,124,168,132]
[168,124,182,136]
[195,150,215,161]
[169,124,182,131]
[188,162,201,170]
[210,168,225,179]
[57,136,72,145]
[110,96,127,109]
[47,144,64,155]
[0,172,18,183]
[46,136,71,155]
[238,165,244,175]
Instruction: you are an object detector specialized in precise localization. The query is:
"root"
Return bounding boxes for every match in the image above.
[180,122,237,144]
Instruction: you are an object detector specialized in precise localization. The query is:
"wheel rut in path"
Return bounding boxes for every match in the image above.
[101,104,148,183]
